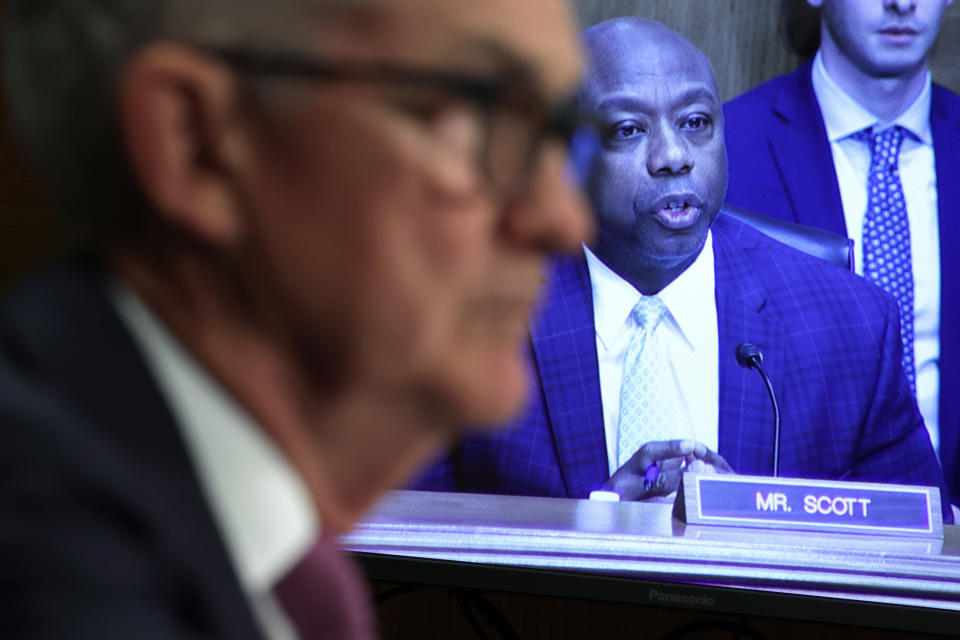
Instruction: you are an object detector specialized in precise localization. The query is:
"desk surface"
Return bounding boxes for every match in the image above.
[340,490,960,617]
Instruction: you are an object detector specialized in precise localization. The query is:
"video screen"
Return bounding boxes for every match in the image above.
[342,0,960,635]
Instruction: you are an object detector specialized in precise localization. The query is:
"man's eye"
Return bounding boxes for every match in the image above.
[683,116,710,131]
[610,123,643,139]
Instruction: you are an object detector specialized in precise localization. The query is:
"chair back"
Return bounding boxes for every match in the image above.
[722,204,854,271]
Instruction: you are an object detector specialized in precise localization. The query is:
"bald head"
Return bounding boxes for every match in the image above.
[580,17,718,110]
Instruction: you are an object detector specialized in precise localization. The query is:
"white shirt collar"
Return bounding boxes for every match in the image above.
[108,280,319,597]
[585,229,715,351]
[811,49,932,145]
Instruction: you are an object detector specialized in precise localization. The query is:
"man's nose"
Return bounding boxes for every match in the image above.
[886,0,917,14]
[646,126,693,177]
[498,144,594,254]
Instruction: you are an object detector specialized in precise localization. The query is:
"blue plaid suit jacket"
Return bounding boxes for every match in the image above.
[723,61,960,506]
[415,214,952,521]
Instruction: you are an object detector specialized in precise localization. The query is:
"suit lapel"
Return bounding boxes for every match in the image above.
[768,61,848,236]
[0,256,263,639]
[931,87,960,489]
[530,253,609,498]
[712,217,787,475]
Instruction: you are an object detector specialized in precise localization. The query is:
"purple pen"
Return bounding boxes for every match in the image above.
[643,462,660,490]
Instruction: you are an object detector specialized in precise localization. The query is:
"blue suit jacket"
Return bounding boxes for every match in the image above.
[415,215,952,522]
[723,61,960,505]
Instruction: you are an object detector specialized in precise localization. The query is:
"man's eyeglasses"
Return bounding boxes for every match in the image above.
[198,44,591,197]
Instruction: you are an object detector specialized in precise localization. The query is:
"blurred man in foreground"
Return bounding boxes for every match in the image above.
[0,0,590,637]
[416,17,952,522]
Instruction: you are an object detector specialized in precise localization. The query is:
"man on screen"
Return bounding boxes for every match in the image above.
[415,17,953,522]
[0,0,590,637]
[724,0,960,507]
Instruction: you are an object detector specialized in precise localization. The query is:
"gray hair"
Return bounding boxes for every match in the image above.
[3,0,363,245]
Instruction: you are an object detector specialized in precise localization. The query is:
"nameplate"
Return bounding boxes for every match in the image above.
[672,474,942,538]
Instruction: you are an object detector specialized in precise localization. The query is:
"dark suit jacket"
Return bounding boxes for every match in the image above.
[0,256,264,639]
[415,215,952,522]
[723,60,960,505]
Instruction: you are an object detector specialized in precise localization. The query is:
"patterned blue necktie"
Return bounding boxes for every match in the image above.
[857,125,916,393]
[617,296,672,468]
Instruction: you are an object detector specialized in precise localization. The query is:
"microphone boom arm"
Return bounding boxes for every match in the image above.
[752,357,781,478]
[736,343,782,477]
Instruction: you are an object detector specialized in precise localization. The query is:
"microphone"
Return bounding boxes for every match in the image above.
[736,343,781,477]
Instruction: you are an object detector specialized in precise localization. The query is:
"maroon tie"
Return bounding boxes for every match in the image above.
[273,537,376,639]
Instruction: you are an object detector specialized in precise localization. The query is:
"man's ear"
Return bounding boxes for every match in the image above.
[119,43,251,246]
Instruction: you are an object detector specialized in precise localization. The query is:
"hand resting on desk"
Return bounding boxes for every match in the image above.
[603,439,734,500]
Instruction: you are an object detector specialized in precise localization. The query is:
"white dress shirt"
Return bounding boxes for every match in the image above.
[811,51,941,454]
[110,281,318,640]
[585,235,720,477]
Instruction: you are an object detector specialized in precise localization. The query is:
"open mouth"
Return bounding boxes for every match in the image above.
[652,194,704,230]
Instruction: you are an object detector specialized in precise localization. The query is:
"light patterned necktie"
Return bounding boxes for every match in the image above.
[617,295,671,468]
[857,125,916,393]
